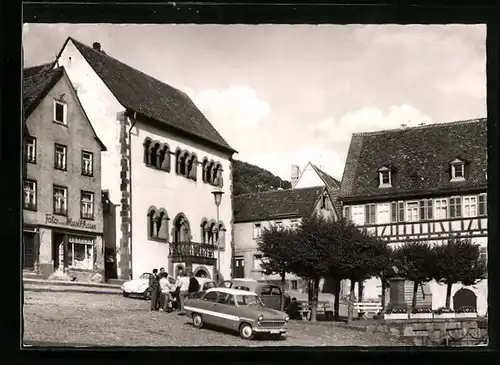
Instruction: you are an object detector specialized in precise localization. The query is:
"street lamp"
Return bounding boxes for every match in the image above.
[212,186,224,284]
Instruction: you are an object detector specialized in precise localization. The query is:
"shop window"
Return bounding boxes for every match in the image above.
[68,238,94,270]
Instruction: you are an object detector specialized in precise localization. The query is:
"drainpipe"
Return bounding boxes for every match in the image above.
[127,111,137,278]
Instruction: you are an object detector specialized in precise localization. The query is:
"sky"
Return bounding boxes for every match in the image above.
[22,24,487,182]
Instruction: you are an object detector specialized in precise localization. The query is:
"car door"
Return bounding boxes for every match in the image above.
[212,292,240,330]
[259,285,281,310]
[200,291,219,325]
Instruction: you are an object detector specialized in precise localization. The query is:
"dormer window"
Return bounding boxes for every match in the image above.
[450,158,465,181]
[377,166,392,188]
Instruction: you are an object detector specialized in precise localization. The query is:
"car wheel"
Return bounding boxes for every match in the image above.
[143,289,152,300]
[192,313,204,329]
[123,292,130,298]
[239,323,254,340]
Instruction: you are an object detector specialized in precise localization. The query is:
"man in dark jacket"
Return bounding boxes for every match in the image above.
[149,268,160,311]
[188,272,200,298]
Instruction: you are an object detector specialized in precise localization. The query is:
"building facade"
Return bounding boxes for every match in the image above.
[54,38,236,281]
[339,119,488,315]
[233,186,339,291]
[23,66,107,281]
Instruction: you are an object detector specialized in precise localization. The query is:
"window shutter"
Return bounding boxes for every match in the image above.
[343,206,351,221]
[427,199,433,219]
[365,205,369,224]
[391,202,397,223]
[370,204,376,224]
[419,200,425,220]
[398,201,405,222]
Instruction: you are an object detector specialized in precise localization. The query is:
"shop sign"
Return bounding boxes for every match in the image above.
[45,214,97,230]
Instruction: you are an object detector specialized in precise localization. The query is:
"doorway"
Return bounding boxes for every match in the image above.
[23,233,35,270]
[234,257,245,278]
[52,232,65,270]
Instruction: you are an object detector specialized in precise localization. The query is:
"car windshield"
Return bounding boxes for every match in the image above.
[204,282,216,289]
[235,294,264,308]
[139,273,150,279]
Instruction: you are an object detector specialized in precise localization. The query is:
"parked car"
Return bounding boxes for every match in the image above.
[220,279,290,311]
[184,287,289,340]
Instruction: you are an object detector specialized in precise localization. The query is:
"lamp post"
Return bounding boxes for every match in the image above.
[212,186,224,284]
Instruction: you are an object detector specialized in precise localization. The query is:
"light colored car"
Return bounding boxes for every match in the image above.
[121,273,175,299]
[184,287,289,340]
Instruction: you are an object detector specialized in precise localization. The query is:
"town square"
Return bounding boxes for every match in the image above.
[22,23,488,347]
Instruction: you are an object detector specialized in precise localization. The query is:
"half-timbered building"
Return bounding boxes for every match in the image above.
[339,118,488,315]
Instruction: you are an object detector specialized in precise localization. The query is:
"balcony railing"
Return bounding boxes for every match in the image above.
[169,241,215,260]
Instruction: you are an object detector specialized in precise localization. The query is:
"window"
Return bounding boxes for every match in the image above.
[82,150,93,176]
[260,286,272,295]
[435,199,448,219]
[419,199,433,220]
[478,194,487,216]
[463,196,477,218]
[290,219,300,230]
[406,202,419,222]
[68,237,94,270]
[450,159,465,181]
[53,186,68,215]
[23,180,37,210]
[80,191,94,220]
[275,221,283,229]
[291,280,298,291]
[203,291,218,302]
[351,205,365,226]
[378,167,392,187]
[377,203,390,224]
[343,206,351,221]
[25,137,36,163]
[398,201,405,222]
[253,254,263,271]
[391,202,398,223]
[253,223,262,239]
[449,197,462,218]
[270,287,281,296]
[365,204,376,224]
[321,194,327,209]
[479,247,487,264]
[54,144,67,170]
[53,100,67,125]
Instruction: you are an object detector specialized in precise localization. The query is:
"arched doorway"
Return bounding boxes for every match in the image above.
[453,288,477,312]
[195,269,208,278]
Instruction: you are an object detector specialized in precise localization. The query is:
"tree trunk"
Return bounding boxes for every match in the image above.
[445,282,453,309]
[381,278,386,312]
[347,279,355,324]
[412,281,419,310]
[310,277,319,322]
[333,277,341,320]
[280,271,286,311]
[358,281,364,302]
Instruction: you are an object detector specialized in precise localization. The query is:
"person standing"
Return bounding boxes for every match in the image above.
[149,268,160,311]
[159,272,175,312]
[188,272,200,298]
[175,271,190,315]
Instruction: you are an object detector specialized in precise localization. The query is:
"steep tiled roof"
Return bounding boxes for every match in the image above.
[326,187,342,219]
[66,38,236,154]
[311,164,341,189]
[233,186,325,223]
[339,118,487,201]
[23,62,57,78]
[23,67,64,118]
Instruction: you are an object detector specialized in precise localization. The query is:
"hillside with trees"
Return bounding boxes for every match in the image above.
[232,159,292,196]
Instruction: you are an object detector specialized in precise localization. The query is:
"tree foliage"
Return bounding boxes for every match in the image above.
[433,237,487,308]
[232,159,292,196]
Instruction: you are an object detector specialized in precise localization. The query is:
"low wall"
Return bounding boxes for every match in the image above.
[366,318,488,346]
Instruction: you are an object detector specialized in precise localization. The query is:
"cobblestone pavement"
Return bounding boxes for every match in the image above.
[23,291,408,347]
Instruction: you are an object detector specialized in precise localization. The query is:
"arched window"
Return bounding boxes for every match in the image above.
[150,142,160,168]
[175,148,182,174]
[172,213,191,243]
[209,221,217,245]
[143,139,152,165]
[147,207,158,239]
[159,145,170,171]
[187,154,198,180]
[156,209,170,241]
[206,161,214,184]
[200,219,209,244]
[179,152,188,176]
[202,158,208,183]
[211,164,220,185]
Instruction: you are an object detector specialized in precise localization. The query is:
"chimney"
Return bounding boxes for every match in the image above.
[92,42,101,52]
[291,165,300,186]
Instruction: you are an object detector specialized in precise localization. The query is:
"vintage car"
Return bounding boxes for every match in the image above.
[121,273,215,300]
[220,279,290,311]
[184,287,289,340]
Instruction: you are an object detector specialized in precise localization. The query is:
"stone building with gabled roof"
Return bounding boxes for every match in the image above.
[339,118,488,315]
[45,37,237,281]
[23,65,107,281]
[232,186,338,290]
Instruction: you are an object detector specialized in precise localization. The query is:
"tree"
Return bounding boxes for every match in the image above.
[393,241,435,310]
[379,245,396,311]
[433,237,487,308]
[257,224,296,311]
[290,214,333,322]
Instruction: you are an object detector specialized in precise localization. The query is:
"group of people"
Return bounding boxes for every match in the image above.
[148,267,201,315]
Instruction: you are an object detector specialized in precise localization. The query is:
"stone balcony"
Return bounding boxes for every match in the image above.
[169,241,217,266]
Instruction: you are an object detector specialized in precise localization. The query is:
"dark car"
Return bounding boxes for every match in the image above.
[220,279,290,311]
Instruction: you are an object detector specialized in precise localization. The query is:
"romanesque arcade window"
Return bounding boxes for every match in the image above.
[202,157,224,187]
[200,218,225,249]
[147,206,170,241]
[175,148,198,181]
[143,138,171,172]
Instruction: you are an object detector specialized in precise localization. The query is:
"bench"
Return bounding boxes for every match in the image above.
[298,300,334,321]
[353,302,382,318]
